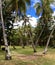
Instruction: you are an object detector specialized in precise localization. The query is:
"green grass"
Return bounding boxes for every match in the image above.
[10,46,34,55]
[10,46,55,55]
[0,46,55,65]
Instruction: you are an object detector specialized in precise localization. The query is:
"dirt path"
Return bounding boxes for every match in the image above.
[0,51,55,65]
[11,51,55,61]
[11,51,45,61]
[44,53,55,60]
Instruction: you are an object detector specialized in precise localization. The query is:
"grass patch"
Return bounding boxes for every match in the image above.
[10,46,34,55]
[0,46,55,65]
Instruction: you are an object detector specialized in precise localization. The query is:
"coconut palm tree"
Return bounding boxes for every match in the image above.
[43,25,55,54]
[0,0,11,60]
[22,15,36,52]
[0,0,31,60]
[4,0,30,15]
[34,0,53,53]
[35,22,45,47]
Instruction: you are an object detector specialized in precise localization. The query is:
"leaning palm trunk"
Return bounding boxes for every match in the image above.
[23,16,36,52]
[29,32,36,52]
[31,37,36,52]
[35,25,45,47]
[0,0,11,60]
[43,25,55,54]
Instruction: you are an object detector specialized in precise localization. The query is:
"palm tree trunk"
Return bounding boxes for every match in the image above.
[29,32,36,52]
[35,25,45,46]
[0,0,11,60]
[21,38,25,48]
[16,0,18,15]
[43,26,55,54]
[31,38,36,52]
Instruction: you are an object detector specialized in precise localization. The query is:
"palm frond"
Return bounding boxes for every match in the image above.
[34,3,42,16]
[34,3,40,8]
[18,0,26,14]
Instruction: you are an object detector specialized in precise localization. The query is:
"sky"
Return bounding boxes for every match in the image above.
[26,0,55,17]
[26,0,40,17]
[14,0,55,29]
[13,16,37,29]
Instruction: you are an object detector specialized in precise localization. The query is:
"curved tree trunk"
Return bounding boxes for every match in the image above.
[16,0,18,14]
[29,32,36,52]
[35,25,45,46]
[43,26,55,54]
[23,16,36,52]
[31,37,36,52]
[0,0,12,60]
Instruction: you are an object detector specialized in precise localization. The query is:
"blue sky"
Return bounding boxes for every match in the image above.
[26,0,55,18]
[26,0,38,17]
[14,0,55,28]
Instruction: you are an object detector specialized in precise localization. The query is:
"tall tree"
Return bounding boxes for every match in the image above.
[22,16,36,52]
[34,0,53,53]
[4,0,30,15]
[43,25,55,54]
[0,0,11,60]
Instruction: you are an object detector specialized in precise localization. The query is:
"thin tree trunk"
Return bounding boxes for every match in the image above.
[31,38,36,52]
[21,38,25,48]
[35,25,45,46]
[23,16,36,52]
[16,0,18,14]
[0,0,12,60]
[43,26,55,54]
[29,32,36,52]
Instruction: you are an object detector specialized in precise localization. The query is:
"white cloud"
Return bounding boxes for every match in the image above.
[13,16,38,29]
[29,17,37,27]
[13,20,23,29]
[52,11,55,16]
[50,4,55,8]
